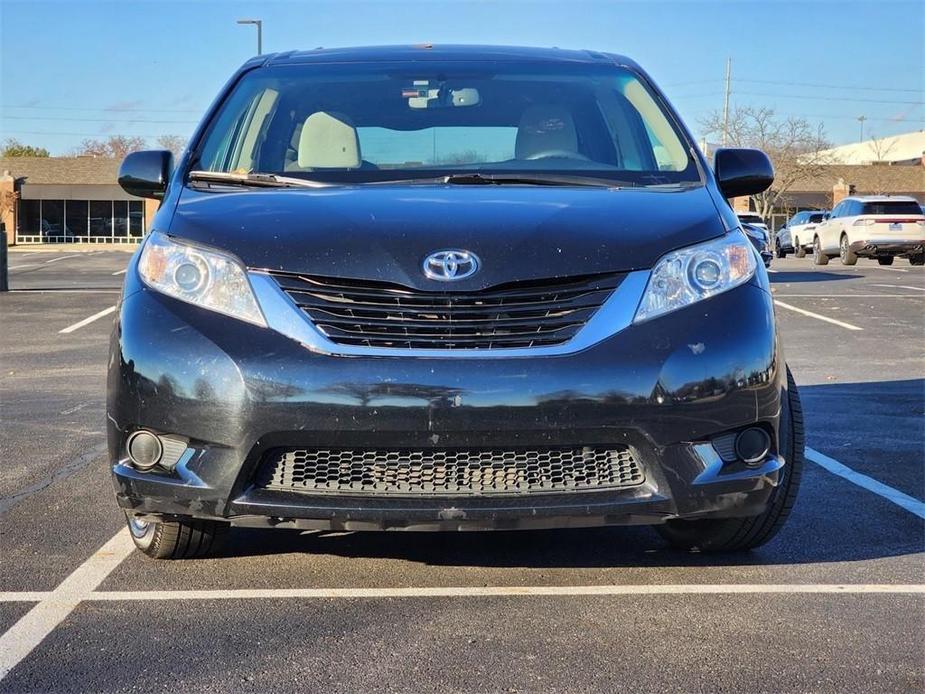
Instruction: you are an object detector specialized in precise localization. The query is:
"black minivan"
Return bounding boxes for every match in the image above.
[110,45,803,558]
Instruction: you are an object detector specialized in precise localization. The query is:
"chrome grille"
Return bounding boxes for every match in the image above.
[255,447,645,496]
[271,272,624,349]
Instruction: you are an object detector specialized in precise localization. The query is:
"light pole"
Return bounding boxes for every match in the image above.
[857,115,866,143]
[236,19,263,55]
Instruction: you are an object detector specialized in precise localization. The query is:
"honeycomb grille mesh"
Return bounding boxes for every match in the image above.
[255,447,645,496]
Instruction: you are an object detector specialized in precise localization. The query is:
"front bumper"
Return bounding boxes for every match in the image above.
[109,276,785,531]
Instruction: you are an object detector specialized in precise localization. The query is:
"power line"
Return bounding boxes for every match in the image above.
[2,129,191,137]
[734,78,923,93]
[2,115,198,124]
[733,90,924,105]
[1,104,203,114]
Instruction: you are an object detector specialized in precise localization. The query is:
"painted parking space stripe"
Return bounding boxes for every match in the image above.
[0,529,135,681]
[773,300,863,331]
[807,446,925,520]
[58,305,116,334]
[872,284,925,292]
[43,254,80,264]
[1,583,923,605]
[111,269,127,276]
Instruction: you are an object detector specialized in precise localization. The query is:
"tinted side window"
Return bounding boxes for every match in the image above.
[808,213,825,223]
[830,203,843,218]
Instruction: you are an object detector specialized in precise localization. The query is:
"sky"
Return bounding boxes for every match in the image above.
[1,0,923,156]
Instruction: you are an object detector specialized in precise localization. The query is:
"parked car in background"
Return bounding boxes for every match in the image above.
[812,195,925,266]
[736,212,768,232]
[743,222,773,267]
[776,210,826,258]
[109,45,803,559]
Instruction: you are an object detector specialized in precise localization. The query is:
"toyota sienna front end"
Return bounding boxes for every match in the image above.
[109,45,804,558]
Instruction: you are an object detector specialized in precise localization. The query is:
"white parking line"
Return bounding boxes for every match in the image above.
[1,583,923,605]
[773,300,863,331]
[111,269,127,276]
[872,284,925,292]
[83,584,925,600]
[879,267,908,273]
[774,294,919,298]
[58,305,116,334]
[43,254,80,264]
[806,447,925,520]
[0,529,134,681]
[7,264,35,270]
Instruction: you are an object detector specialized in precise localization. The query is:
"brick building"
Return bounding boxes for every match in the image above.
[0,157,158,245]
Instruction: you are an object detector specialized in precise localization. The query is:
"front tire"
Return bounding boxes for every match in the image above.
[775,241,786,259]
[656,366,804,552]
[126,513,228,559]
[812,237,829,265]
[840,235,858,265]
[794,239,806,258]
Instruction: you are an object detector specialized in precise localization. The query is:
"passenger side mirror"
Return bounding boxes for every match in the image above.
[118,150,173,199]
[713,148,774,199]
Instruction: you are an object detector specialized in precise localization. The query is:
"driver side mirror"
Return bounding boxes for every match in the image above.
[713,148,774,199]
[118,150,173,199]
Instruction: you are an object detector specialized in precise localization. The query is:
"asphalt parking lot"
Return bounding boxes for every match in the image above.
[0,248,922,693]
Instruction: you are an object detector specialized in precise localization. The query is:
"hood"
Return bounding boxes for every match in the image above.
[169,184,724,290]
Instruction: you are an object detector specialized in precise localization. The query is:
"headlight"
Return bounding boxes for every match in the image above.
[634,231,756,323]
[138,232,267,327]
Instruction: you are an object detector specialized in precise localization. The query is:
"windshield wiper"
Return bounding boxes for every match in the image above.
[443,173,622,188]
[188,170,331,189]
[366,172,626,188]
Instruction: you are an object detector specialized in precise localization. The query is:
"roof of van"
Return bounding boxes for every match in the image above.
[259,44,637,68]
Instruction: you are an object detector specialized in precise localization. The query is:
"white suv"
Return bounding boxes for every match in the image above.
[776,210,826,258]
[812,196,925,266]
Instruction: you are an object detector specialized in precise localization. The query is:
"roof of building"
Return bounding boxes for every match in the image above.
[0,157,121,185]
[789,164,925,194]
[814,130,925,165]
[265,44,633,66]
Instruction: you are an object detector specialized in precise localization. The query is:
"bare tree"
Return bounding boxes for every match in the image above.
[155,134,187,158]
[72,135,147,159]
[863,134,896,195]
[701,106,831,219]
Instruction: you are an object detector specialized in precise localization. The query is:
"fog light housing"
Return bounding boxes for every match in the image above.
[126,430,163,470]
[735,427,771,465]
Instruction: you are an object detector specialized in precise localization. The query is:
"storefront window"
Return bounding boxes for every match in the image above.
[129,200,144,236]
[16,198,143,242]
[18,199,40,233]
[89,201,112,238]
[65,200,89,237]
[113,200,129,237]
[40,200,65,239]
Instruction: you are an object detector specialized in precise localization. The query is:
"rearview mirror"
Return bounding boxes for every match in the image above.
[713,148,774,199]
[118,150,173,199]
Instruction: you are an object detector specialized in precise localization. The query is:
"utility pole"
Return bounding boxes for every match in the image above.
[721,57,732,147]
[857,115,867,143]
[237,19,263,55]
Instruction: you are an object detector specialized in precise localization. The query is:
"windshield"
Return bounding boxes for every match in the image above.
[191,61,699,186]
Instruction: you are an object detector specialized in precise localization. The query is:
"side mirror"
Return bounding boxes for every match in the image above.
[713,148,774,199]
[118,150,172,199]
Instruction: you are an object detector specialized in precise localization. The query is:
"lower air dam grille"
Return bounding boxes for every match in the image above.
[256,447,645,496]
